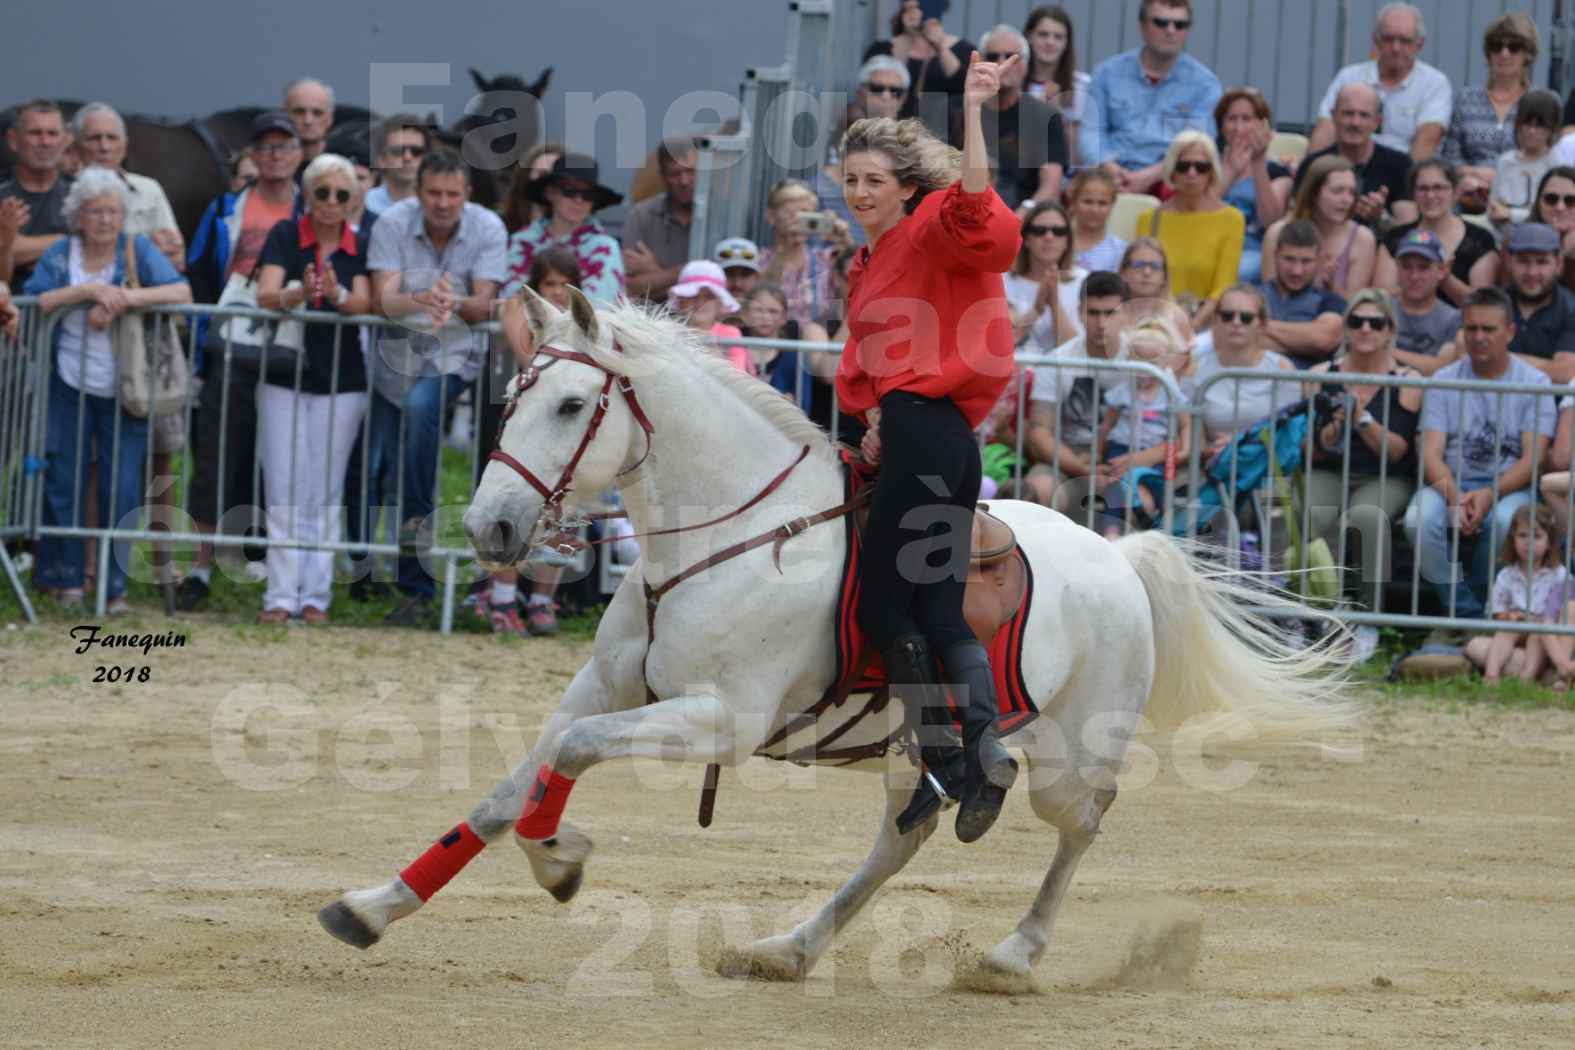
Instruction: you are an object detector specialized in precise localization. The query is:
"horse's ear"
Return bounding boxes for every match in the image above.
[469,68,492,93]
[510,285,559,351]
[528,68,554,99]
[566,285,600,344]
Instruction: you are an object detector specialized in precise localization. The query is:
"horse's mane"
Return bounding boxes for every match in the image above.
[556,299,839,461]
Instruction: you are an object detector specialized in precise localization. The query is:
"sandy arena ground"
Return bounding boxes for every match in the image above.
[1,616,1572,1049]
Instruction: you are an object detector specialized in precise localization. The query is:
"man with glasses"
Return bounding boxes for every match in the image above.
[949,25,1068,212]
[1254,220,1346,368]
[1082,0,1221,194]
[1404,287,1554,622]
[1310,3,1451,163]
[1293,84,1417,229]
[1502,223,1575,383]
[365,115,430,216]
[177,112,304,611]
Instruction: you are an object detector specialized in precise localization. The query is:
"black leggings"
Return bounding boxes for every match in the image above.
[856,391,982,653]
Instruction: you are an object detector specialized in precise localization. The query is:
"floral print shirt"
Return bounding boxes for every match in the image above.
[502,217,624,305]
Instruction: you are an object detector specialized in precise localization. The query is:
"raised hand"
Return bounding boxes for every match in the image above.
[965,50,1019,110]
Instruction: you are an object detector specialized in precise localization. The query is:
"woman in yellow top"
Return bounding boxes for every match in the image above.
[1135,130,1244,331]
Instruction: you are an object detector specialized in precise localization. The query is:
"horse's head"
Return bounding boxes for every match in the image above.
[465,286,648,570]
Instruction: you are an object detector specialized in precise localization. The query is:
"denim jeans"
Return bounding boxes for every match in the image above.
[366,374,467,599]
[39,371,149,599]
[1403,483,1535,620]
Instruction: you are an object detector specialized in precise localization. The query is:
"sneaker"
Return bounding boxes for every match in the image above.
[175,575,210,612]
[476,592,528,637]
[383,595,435,628]
[526,603,559,637]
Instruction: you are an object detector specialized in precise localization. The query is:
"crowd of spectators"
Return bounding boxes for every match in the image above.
[9,0,1575,671]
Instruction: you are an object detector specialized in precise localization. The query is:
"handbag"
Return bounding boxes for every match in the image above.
[112,235,190,418]
[206,264,306,384]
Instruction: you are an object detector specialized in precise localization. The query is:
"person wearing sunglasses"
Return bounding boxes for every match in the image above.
[1190,283,1295,451]
[1004,200,1084,352]
[1309,4,1451,164]
[860,0,973,108]
[1527,167,1575,294]
[1082,0,1222,195]
[501,154,624,308]
[1442,14,1541,199]
[947,25,1069,212]
[1135,130,1241,331]
[251,153,371,625]
[1304,289,1421,625]
[176,111,304,613]
[1490,92,1563,226]
[364,116,431,217]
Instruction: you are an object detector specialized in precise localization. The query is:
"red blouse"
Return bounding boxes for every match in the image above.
[835,183,1021,428]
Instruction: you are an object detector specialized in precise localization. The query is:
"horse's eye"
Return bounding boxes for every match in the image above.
[558,398,585,417]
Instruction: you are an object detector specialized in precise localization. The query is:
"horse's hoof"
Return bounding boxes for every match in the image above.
[981,936,1034,978]
[716,934,808,982]
[318,900,381,950]
[518,824,593,904]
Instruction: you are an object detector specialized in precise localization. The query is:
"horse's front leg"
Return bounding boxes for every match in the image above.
[718,767,935,982]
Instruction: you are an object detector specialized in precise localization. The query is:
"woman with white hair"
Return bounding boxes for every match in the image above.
[24,165,191,612]
[253,152,372,625]
[1134,131,1244,331]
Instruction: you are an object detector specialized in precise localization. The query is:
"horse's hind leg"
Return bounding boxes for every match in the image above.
[982,766,1117,977]
[718,769,936,982]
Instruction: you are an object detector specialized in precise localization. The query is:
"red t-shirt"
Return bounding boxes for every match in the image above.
[835,183,1021,428]
[227,191,295,280]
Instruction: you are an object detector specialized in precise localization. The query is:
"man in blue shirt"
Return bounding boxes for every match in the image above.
[1256,220,1347,368]
[1081,0,1222,193]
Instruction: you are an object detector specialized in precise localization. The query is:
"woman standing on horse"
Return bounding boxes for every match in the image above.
[837,51,1023,842]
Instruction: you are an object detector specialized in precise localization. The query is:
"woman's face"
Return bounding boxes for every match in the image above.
[1412,166,1456,221]
[546,177,595,228]
[309,171,354,227]
[1487,32,1532,82]
[1346,303,1392,356]
[76,193,125,247]
[1540,175,1575,233]
[1024,209,1069,268]
[1215,291,1264,350]
[899,0,923,33]
[534,269,573,310]
[1028,17,1067,68]
[743,293,787,336]
[770,190,817,244]
[1171,143,1214,197]
[676,288,722,329]
[1317,171,1358,223]
[843,151,915,235]
[1222,98,1263,146]
[1071,180,1115,231]
[1121,249,1167,299]
[1518,117,1554,155]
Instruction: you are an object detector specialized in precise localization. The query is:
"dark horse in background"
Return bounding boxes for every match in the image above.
[0,69,551,244]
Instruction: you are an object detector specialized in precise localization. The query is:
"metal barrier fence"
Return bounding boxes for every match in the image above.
[9,302,1575,651]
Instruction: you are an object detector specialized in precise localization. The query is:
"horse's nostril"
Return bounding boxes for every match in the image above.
[494,520,515,554]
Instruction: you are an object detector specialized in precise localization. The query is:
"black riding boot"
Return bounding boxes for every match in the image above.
[885,634,967,835]
[942,640,1019,843]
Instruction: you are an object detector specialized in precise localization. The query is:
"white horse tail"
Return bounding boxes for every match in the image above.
[1115,531,1359,747]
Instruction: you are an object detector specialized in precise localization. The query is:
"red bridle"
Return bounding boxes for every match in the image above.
[486,343,655,548]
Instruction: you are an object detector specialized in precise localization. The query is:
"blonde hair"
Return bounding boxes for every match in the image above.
[767,178,817,210]
[302,152,357,194]
[839,117,961,214]
[1338,288,1399,360]
[1161,130,1224,195]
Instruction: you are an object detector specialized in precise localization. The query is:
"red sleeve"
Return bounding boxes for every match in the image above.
[913,183,1022,274]
[834,330,877,419]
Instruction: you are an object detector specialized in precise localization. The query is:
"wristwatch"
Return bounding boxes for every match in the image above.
[1357,411,1376,428]
[334,285,349,307]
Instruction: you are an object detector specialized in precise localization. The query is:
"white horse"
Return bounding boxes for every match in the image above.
[318,288,1354,980]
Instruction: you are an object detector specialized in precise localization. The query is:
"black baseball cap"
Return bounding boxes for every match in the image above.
[250,111,300,144]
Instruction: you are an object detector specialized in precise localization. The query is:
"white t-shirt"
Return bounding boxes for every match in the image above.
[1028,334,1126,448]
[56,239,117,398]
[1189,343,1296,439]
[1004,268,1089,352]
[1317,60,1453,156]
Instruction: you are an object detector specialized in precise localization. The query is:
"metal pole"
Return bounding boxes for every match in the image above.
[1552,0,1569,97]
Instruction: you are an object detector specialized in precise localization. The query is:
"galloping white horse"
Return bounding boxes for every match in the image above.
[318,288,1353,980]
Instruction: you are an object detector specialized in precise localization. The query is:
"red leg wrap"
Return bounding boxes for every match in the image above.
[398,822,486,902]
[515,764,576,841]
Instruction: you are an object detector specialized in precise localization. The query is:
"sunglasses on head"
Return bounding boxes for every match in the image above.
[1489,36,1527,54]
[1173,160,1212,176]
[1347,314,1390,331]
[314,187,352,204]
[1147,16,1190,30]
[1542,192,1575,208]
[982,51,1018,64]
[385,144,425,157]
[718,247,758,261]
[1027,223,1069,238]
[865,84,907,97]
[1218,310,1258,324]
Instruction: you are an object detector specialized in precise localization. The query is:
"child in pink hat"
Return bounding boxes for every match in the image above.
[668,260,754,375]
